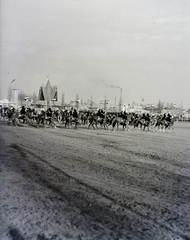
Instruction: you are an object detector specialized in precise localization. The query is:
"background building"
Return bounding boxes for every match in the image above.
[11,89,19,109]
[36,79,59,109]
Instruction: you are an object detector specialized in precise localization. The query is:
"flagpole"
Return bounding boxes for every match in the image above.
[119,88,122,112]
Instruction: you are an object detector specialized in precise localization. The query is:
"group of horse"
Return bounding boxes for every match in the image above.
[0,106,175,132]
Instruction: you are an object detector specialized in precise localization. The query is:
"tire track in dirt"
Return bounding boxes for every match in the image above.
[5,124,190,237]
[1,122,190,239]
[1,144,104,239]
[21,136,189,206]
[8,143,190,240]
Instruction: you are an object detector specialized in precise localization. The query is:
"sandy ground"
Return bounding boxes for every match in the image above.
[0,121,190,240]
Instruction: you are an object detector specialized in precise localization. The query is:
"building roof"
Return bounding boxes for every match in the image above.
[38,80,58,102]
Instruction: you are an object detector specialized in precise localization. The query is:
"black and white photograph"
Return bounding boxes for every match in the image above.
[0,0,190,239]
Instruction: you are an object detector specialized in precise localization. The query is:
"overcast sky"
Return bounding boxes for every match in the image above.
[1,0,190,108]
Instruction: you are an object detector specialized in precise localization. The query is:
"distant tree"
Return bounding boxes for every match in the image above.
[156,99,164,113]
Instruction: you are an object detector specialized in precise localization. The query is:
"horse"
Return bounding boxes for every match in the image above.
[63,110,81,129]
[1,107,9,121]
[87,110,108,130]
[80,111,89,125]
[163,116,175,132]
[138,113,151,131]
[6,108,15,125]
[88,112,99,129]
[35,110,46,127]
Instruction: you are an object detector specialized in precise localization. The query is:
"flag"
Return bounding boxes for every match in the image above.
[11,79,15,83]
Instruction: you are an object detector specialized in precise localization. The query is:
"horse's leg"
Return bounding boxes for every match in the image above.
[155,122,159,132]
[105,122,108,130]
[88,119,92,129]
[42,118,46,128]
[116,121,120,131]
[166,123,170,133]
[75,120,78,129]
[65,119,69,129]
[52,119,56,128]
[112,120,117,131]
[134,122,138,131]
[160,124,164,132]
[103,121,107,130]
[147,123,150,131]
[91,122,95,130]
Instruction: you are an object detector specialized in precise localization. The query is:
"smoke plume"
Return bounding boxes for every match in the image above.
[101,80,122,90]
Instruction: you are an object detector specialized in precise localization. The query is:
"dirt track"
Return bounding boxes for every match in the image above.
[0,121,190,240]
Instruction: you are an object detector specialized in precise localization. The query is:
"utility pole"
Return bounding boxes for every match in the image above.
[104,96,109,111]
[24,96,29,107]
[119,88,122,111]
[88,96,93,110]
[76,94,79,110]
[181,99,183,115]
[61,93,65,108]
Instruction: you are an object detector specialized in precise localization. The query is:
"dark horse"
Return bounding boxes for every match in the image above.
[88,110,108,130]
[63,109,80,129]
